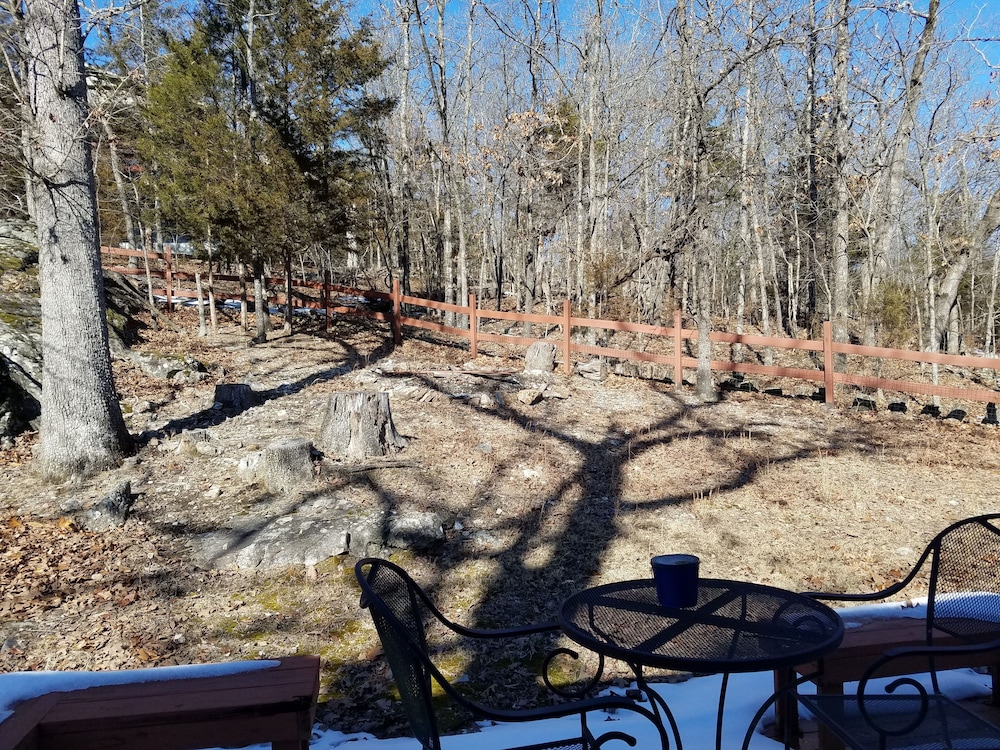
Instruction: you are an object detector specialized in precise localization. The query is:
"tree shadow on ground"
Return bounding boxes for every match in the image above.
[342,367,887,726]
[137,319,396,443]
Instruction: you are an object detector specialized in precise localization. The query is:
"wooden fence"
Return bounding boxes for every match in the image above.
[101,246,1000,410]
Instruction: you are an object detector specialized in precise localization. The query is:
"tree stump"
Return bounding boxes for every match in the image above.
[258,437,315,493]
[214,383,258,412]
[524,341,557,374]
[317,391,407,461]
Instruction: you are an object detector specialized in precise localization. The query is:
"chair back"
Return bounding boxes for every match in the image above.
[356,558,443,750]
[926,514,1000,643]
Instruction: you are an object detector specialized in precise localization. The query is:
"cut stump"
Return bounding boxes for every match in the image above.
[259,437,315,493]
[317,391,407,461]
[214,383,259,412]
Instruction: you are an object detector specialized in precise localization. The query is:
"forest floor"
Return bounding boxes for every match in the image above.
[2,306,1000,737]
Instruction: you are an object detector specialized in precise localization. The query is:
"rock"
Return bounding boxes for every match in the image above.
[190,503,385,569]
[471,391,496,408]
[195,441,222,457]
[576,358,607,381]
[524,341,557,374]
[130,350,206,382]
[386,511,445,551]
[1,635,26,653]
[237,452,262,482]
[0,297,42,403]
[517,388,544,405]
[80,481,134,531]
[392,385,423,400]
[0,279,43,440]
[174,438,201,457]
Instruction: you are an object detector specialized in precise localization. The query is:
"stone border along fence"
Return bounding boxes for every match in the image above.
[102,245,1000,418]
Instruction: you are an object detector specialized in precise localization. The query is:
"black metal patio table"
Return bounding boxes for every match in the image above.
[558,577,844,750]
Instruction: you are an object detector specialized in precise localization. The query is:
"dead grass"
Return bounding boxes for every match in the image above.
[2,308,1000,735]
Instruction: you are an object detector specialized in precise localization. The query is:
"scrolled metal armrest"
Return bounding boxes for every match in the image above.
[541,646,606,698]
[856,672,930,737]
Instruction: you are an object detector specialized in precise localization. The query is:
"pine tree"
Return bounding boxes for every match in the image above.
[140,0,391,285]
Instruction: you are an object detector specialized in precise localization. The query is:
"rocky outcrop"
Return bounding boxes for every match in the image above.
[0,221,205,443]
[189,500,387,569]
[0,220,42,444]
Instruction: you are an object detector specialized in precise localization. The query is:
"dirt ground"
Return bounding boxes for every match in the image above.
[2,307,1000,736]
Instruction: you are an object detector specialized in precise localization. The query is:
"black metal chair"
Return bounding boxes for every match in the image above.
[355,557,672,750]
[798,513,1000,750]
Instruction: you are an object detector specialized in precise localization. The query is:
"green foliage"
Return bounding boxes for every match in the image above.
[874,281,914,348]
[139,0,392,264]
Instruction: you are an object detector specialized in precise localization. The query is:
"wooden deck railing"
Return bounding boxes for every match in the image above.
[101,247,1000,409]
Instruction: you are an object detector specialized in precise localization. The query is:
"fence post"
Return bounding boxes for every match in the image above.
[239,263,248,331]
[673,309,683,391]
[823,321,835,405]
[563,300,572,376]
[470,294,479,359]
[392,278,402,346]
[323,270,331,333]
[195,272,207,336]
[164,246,174,313]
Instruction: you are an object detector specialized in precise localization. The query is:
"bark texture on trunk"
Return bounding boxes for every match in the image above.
[24,0,133,479]
[316,391,408,462]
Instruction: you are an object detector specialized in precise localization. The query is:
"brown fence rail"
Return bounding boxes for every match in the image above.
[102,246,1000,409]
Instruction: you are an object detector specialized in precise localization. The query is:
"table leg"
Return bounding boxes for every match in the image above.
[741,669,818,750]
[815,680,845,750]
[773,667,801,743]
[717,673,730,750]
[630,664,685,750]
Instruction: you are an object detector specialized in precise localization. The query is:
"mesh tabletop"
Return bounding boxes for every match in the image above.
[558,578,844,673]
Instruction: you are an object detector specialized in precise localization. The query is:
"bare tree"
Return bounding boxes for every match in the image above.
[21,0,133,479]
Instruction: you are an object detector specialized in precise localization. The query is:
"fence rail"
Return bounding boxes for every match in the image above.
[101,246,1000,410]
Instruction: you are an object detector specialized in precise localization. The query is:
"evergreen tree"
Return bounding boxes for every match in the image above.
[140,0,391,286]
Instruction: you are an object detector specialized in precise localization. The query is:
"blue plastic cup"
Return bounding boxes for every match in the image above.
[651,554,700,608]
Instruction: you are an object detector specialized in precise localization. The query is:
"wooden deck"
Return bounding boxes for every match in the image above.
[774,619,999,750]
[0,655,320,750]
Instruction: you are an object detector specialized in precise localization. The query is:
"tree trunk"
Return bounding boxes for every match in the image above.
[933,187,1000,352]
[101,118,139,267]
[316,391,408,461]
[283,248,293,335]
[830,0,851,356]
[863,0,938,345]
[24,0,133,479]
[252,255,269,343]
